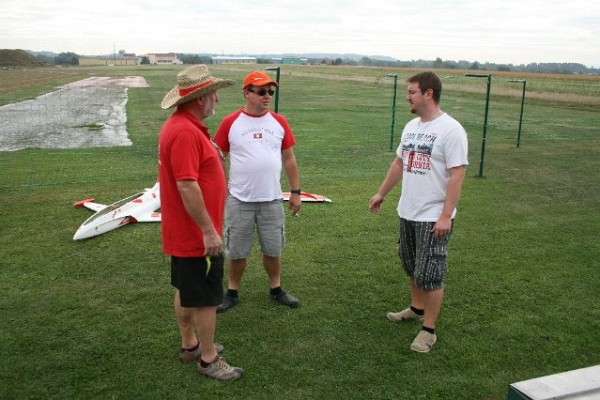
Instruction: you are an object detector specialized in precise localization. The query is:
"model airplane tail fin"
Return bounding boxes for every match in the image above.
[73,199,95,207]
[144,182,160,192]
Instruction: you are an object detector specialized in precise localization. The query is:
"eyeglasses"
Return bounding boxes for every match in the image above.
[247,88,275,96]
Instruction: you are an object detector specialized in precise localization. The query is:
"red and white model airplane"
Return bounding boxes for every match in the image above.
[282,191,332,203]
[72,182,161,240]
[73,185,327,240]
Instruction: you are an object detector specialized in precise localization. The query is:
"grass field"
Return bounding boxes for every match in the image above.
[1,65,599,399]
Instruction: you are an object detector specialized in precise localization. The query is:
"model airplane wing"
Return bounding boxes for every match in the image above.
[73,182,161,240]
[73,199,107,213]
[282,191,332,203]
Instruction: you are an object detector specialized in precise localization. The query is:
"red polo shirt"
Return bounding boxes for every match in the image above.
[158,109,226,257]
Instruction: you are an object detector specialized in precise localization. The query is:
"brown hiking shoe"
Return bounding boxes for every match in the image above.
[197,357,244,381]
[387,307,424,322]
[179,342,224,363]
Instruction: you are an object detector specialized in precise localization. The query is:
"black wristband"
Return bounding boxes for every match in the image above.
[290,189,301,195]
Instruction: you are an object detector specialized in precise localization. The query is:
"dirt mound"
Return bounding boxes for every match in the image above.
[0,49,50,67]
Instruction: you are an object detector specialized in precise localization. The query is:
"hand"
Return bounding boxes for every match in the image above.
[431,216,452,240]
[368,194,384,213]
[203,230,223,256]
[288,193,302,217]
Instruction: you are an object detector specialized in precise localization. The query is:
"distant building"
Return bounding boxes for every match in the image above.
[147,53,183,65]
[212,56,257,65]
[272,57,309,65]
[78,50,139,66]
[79,56,139,67]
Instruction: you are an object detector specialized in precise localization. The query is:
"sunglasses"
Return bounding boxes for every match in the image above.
[247,88,275,96]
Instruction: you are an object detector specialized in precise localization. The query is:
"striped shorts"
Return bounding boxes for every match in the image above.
[398,218,453,291]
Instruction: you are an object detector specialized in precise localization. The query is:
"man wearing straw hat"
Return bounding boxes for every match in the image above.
[158,65,243,381]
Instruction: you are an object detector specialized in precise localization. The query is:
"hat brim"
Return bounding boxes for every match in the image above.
[243,79,278,89]
[161,79,235,109]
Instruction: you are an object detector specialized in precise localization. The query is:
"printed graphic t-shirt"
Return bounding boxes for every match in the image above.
[396,113,468,221]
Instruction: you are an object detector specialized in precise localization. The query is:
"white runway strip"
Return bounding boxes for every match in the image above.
[0,76,149,151]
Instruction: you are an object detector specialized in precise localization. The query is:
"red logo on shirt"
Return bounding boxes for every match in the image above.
[253,133,263,139]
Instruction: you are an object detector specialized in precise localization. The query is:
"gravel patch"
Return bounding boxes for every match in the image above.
[0,76,149,152]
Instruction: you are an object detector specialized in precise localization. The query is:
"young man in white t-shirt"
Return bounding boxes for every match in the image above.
[369,71,468,353]
[214,71,302,313]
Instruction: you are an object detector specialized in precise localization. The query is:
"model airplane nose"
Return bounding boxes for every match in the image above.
[72,217,132,240]
[73,228,94,240]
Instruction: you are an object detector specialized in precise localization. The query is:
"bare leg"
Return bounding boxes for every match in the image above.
[174,290,198,348]
[227,258,247,290]
[423,288,444,329]
[263,255,281,289]
[410,279,444,329]
[410,278,425,309]
[196,306,218,364]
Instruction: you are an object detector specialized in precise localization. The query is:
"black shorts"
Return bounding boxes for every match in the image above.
[170,255,224,308]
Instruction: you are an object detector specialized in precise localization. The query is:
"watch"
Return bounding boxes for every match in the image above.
[290,189,301,195]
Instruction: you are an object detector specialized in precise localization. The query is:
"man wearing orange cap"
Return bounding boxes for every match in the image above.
[214,71,302,312]
[158,65,243,380]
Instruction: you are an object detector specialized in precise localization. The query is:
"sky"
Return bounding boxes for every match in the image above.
[1,0,598,67]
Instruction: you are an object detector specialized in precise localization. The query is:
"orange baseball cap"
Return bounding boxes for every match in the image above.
[243,71,278,89]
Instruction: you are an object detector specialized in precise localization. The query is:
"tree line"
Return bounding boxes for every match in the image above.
[320,56,599,75]
[43,52,598,75]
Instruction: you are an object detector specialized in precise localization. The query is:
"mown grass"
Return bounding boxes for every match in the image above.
[0,65,598,399]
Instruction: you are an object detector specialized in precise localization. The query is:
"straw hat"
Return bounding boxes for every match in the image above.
[161,64,235,109]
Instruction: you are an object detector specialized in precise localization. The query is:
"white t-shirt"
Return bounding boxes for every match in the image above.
[214,109,296,202]
[396,113,469,221]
